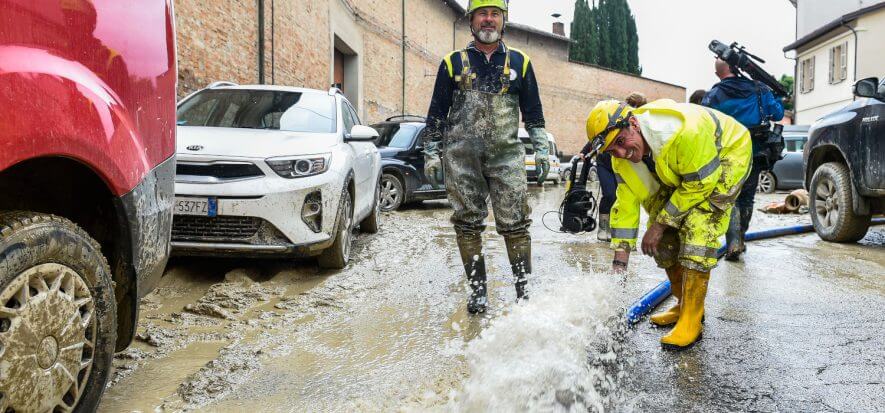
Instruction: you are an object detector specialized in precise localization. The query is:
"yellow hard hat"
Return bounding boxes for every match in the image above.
[468,0,508,14]
[586,100,633,153]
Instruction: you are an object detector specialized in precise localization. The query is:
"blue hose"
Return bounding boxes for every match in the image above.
[625,280,670,324]
[626,217,885,325]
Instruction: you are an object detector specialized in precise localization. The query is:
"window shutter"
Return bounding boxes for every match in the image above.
[810,56,815,91]
[841,42,848,81]
[829,47,835,84]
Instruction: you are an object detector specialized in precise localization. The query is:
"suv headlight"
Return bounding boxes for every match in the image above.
[266,153,331,178]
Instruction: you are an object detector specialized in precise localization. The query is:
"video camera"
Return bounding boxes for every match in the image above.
[709,40,789,98]
[709,40,788,168]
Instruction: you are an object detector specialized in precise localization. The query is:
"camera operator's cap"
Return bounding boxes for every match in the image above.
[586,100,633,152]
[468,0,508,14]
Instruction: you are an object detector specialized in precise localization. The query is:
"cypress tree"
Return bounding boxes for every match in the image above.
[569,0,588,62]
[610,0,629,72]
[571,0,640,74]
[587,4,599,64]
[626,6,641,74]
[596,0,611,68]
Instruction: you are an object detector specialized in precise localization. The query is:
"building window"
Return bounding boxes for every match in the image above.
[800,56,815,94]
[829,41,848,84]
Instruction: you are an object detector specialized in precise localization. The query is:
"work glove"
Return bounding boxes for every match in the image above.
[529,127,550,185]
[423,141,445,187]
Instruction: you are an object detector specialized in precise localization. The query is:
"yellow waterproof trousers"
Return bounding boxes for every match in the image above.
[647,189,733,272]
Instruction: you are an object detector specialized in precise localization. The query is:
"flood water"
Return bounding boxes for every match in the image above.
[100,188,885,412]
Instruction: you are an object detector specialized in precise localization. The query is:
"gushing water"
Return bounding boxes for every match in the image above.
[437,274,633,412]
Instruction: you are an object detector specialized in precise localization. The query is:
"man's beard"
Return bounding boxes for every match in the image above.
[474,27,501,44]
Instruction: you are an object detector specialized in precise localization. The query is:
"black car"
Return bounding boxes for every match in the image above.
[371,116,447,211]
[757,125,809,193]
[804,76,885,242]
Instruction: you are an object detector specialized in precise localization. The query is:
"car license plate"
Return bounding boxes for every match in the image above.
[174,197,217,217]
[526,165,536,171]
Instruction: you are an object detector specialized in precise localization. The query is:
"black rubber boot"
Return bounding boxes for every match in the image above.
[504,232,532,301]
[457,232,487,314]
[739,206,753,249]
[724,207,745,262]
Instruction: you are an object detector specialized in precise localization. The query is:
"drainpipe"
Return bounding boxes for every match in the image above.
[271,0,275,84]
[453,13,464,50]
[402,0,406,115]
[258,0,265,84]
[839,18,858,82]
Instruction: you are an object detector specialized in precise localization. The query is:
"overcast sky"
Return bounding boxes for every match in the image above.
[456,0,797,98]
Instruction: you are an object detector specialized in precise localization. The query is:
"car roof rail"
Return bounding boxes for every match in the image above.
[385,114,426,122]
[207,81,238,88]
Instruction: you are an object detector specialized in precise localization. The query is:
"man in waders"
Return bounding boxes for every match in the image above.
[422,0,549,314]
[586,100,751,349]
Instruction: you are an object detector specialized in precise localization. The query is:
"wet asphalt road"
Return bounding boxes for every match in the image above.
[99,187,885,412]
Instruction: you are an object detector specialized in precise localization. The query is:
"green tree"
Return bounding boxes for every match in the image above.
[779,74,795,111]
[569,0,590,62]
[625,2,641,74]
[569,0,641,75]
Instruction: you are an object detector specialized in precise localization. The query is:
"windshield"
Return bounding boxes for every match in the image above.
[177,89,337,133]
[374,124,420,148]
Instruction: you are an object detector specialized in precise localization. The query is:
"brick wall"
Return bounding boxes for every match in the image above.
[174,0,685,154]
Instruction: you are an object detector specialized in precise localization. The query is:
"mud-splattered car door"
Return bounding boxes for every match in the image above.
[860,93,885,191]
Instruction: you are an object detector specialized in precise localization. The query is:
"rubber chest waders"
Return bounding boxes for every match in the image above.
[445,47,533,301]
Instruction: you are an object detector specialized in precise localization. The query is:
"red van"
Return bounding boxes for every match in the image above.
[0,0,176,410]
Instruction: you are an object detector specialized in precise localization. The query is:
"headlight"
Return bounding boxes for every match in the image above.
[266,153,331,178]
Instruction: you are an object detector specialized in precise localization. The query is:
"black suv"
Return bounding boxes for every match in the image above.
[804,76,885,242]
[371,116,447,211]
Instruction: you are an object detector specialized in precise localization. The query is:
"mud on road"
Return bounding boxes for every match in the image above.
[99,190,885,412]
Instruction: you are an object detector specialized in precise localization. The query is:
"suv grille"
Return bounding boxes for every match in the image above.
[177,162,264,180]
[172,216,263,242]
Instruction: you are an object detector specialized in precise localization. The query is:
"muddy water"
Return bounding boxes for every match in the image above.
[99,188,885,412]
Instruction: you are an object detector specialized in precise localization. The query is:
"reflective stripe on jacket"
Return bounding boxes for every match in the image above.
[609,99,752,251]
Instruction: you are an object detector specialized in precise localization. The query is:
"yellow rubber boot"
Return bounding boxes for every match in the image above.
[649,265,683,327]
[661,269,710,350]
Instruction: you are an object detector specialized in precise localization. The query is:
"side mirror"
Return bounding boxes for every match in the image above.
[853,77,879,98]
[347,125,379,141]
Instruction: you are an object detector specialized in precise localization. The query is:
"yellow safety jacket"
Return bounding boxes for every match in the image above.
[610,99,752,251]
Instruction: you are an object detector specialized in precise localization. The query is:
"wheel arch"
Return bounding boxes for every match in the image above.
[0,157,142,351]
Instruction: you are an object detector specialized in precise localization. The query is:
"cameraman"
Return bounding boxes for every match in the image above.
[701,58,784,261]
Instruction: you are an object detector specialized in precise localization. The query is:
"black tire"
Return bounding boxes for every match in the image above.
[379,173,405,212]
[757,170,777,194]
[809,162,871,242]
[318,188,354,269]
[360,178,381,234]
[0,211,116,412]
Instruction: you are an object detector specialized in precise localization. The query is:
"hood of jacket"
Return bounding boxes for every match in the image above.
[712,77,761,99]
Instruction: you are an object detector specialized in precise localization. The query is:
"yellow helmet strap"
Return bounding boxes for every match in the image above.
[591,102,632,152]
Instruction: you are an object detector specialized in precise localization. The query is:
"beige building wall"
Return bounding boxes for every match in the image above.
[174,0,685,154]
[856,9,885,81]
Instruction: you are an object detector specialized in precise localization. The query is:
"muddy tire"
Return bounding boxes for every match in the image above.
[318,189,354,269]
[757,170,776,194]
[0,211,116,412]
[379,173,405,212]
[809,162,871,242]
[360,178,381,234]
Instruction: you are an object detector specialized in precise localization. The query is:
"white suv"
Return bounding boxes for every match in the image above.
[172,83,381,268]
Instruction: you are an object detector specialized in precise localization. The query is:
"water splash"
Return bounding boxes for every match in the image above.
[441,274,632,412]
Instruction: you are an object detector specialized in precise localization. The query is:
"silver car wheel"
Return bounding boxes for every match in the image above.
[0,264,95,412]
[814,176,839,230]
[757,171,775,193]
